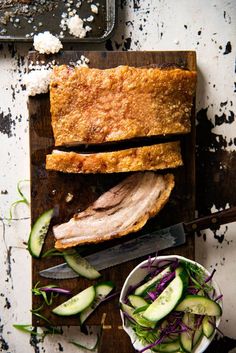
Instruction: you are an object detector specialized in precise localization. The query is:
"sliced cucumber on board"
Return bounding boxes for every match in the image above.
[134,266,172,296]
[64,250,101,280]
[80,281,114,325]
[143,275,184,322]
[53,286,95,316]
[152,340,180,352]
[28,208,54,258]
[128,295,148,309]
[176,295,222,316]
[202,315,216,338]
[121,303,156,328]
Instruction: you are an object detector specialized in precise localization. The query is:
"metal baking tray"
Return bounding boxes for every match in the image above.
[0,0,116,42]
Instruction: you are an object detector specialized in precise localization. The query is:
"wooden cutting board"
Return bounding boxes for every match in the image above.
[28,50,196,352]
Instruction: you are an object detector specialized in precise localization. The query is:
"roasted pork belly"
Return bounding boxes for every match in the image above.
[46,141,183,174]
[53,172,175,249]
[50,65,197,146]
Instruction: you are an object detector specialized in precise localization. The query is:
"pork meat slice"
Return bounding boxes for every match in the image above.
[53,172,175,249]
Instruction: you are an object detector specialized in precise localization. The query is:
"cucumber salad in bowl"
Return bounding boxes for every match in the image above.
[120,255,222,353]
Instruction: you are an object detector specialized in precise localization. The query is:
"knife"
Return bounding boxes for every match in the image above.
[39,207,236,279]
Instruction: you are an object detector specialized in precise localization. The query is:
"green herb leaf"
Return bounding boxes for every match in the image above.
[8,180,30,222]
[17,180,30,206]
[31,311,52,325]
[184,261,214,294]
[13,324,40,336]
[32,282,53,306]
[131,323,160,345]
[31,303,45,313]
[41,248,65,258]
[13,324,63,337]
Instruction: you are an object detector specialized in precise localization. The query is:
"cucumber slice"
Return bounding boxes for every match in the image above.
[128,295,148,309]
[64,250,101,280]
[197,290,205,296]
[28,209,54,258]
[193,323,203,347]
[80,281,114,324]
[180,313,195,353]
[152,340,180,352]
[121,303,156,328]
[175,295,222,316]
[162,333,179,344]
[175,266,184,276]
[53,286,95,316]
[134,266,172,296]
[143,275,184,322]
[202,315,215,338]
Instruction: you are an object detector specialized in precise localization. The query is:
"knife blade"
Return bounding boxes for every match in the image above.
[39,223,185,279]
[39,206,236,279]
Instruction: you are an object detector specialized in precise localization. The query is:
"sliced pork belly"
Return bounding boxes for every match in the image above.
[53,172,175,249]
[46,141,183,174]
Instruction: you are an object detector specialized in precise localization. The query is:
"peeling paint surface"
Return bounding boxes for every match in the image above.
[0,1,236,352]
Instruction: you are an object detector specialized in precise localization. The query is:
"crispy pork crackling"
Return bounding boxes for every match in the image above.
[46,141,183,174]
[50,65,197,146]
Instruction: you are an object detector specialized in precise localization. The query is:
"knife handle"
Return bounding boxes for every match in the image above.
[184,206,236,233]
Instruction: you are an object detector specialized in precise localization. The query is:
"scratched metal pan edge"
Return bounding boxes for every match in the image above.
[0,0,117,43]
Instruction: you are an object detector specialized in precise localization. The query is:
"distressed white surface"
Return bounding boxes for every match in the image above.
[0,0,236,351]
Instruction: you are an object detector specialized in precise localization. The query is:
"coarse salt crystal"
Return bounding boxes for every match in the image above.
[33,31,63,54]
[24,68,52,96]
[91,4,98,14]
[67,15,89,38]
[86,15,94,22]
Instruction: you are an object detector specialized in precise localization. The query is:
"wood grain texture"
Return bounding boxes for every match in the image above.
[28,51,196,353]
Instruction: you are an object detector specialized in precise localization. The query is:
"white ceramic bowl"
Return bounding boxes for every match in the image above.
[120,255,222,353]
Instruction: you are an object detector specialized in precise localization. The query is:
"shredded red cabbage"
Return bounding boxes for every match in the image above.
[215,294,223,302]
[208,319,224,336]
[123,311,136,325]
[196,315,204,328]
[205,269,216,283]
[40,287,71,295]
[138,335,164,353]
[147,291,156,301]
[155,271,175,295]
[101,291,120,303]
[187,287,199,295]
